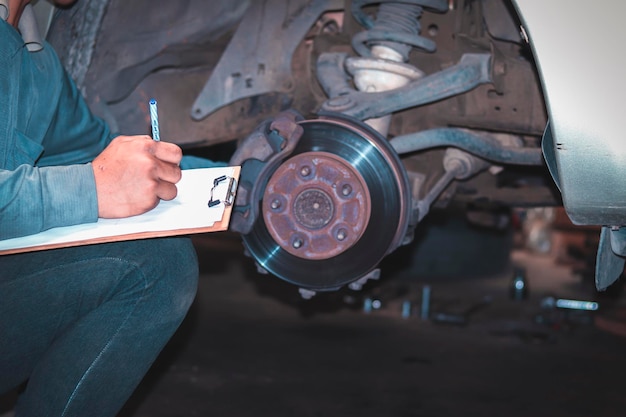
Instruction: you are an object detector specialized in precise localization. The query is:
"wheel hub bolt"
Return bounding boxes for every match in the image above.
[270,199,281,210]
[336,228,347,241]
[293,238,303,249]
[341,184,352,196]
[300,166,311,177]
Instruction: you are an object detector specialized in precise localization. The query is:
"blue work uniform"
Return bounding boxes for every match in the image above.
[0,14,200,417]
[0,18,113,240]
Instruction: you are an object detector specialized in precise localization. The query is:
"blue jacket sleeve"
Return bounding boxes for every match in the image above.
[0,21,113,240]
[0,164,98,240]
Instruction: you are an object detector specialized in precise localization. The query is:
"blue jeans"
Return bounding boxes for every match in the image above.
[0,237,199,417]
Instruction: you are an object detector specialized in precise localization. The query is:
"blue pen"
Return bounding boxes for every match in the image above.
[149,99,160,141]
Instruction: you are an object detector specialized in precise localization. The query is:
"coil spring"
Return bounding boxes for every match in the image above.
[351,0,448,60]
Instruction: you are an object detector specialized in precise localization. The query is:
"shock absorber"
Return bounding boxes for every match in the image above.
[346,0,448,135]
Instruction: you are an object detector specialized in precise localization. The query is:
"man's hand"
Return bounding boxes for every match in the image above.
[92,135,183,218]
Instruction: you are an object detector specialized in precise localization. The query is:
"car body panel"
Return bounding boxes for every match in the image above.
[513,0,626,226]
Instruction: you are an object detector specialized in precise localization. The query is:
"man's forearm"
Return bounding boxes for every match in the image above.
[0,164,98,240]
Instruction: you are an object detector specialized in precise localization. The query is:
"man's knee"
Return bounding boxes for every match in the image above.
[140,237,199,320]
[104,237,199,326]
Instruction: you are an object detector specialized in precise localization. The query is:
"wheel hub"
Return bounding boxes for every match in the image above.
[263,152,371,260]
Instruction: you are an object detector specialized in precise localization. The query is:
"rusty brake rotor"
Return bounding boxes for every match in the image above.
[241,113,410,291]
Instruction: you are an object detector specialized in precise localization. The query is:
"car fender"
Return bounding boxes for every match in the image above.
[512,0,626,226]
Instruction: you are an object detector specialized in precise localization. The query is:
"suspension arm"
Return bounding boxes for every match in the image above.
[319,53,492,120]
[390,128,544,166]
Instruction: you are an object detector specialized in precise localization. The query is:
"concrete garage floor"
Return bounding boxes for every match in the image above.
[112,232,626,417]
[2,225,626,417]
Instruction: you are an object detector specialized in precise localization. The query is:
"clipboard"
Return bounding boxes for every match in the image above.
[0,166,241,255]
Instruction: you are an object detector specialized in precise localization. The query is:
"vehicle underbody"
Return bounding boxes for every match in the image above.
[48,0,560,295]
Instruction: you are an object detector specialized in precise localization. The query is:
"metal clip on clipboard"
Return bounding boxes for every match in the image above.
[208,175,238,208]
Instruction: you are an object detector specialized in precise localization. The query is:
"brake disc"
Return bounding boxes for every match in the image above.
[242,113,411,291]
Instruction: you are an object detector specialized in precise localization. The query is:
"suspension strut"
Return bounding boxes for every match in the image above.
[346,0,448,135]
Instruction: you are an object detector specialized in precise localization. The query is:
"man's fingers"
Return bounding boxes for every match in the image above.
[155,159,182,184]
[156,180,178,201]
[151,141,183,165]
[154,160,181,201]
